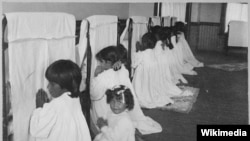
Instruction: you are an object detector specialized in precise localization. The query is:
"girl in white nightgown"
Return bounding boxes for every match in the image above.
[30,60,91,141]
[132,32,193,109]
[173,22,204,68]
[90,45,162,136]
[94,85,135,141]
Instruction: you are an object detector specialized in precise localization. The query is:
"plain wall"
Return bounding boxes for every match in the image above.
[3,2,130,20]
[191,3,221,23]
[199,3,221,23]
[191,3,199,22]
[128,3,154,17]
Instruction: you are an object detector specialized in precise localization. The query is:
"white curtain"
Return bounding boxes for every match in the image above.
[5,12,76,141]
[150,16,161,26]
[225,3,248,32]
[120,16,148,77]
[78,15,118,85]
[161,3,187,23]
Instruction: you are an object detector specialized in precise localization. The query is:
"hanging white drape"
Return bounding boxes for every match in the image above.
[162,16,171,27]
[89,15,118,82]
[78,15,118,91]
[120,16,149,77]
[150,16,161,26]
[225,3,248,32]
[5,12,76,141]
[161,3,187,23]
[87,15,118,82]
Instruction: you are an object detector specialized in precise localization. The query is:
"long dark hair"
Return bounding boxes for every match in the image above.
[45,59,82,98]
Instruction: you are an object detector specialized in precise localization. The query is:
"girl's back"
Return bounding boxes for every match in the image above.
[30,92,91,141]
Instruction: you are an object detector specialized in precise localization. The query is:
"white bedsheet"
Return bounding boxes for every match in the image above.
[5,12,76,141]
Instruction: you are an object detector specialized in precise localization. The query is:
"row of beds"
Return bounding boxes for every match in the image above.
[2,13,180,141]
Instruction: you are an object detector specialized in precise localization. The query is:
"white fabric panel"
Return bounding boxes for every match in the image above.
[87,15,118,80]
[228,20,248,47]
[77,15,118,91]
[6,12,76,141]
[131,16,148,24]
[87,15,118,28]
[130,16,149,60]
[9,41,48,141]
[163,16,171,27]
[119,18,130,50]
[161,3,187,23]
[171,17,177,27]
[5,12,75,42]
[48,38,76,63]
[150,16,161,26]
[120,16,149,77]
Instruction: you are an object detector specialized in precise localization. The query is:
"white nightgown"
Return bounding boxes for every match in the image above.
[132,44,193,109]
[154,41,188,84]
[178,33,204,68]
[90,66,162,135]
[94,111,135,141]
[171,36,197,75]
[30,92,91,141]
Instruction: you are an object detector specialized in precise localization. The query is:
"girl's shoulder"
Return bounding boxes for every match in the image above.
[94,65,108,77]
[49,92,70,105]
[95,67,114,77]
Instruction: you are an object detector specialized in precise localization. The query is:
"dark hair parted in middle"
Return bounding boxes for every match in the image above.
[45,59,82,98]
[105,85,134,111]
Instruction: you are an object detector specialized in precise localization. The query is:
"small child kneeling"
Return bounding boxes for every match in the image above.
[94,85,135,141]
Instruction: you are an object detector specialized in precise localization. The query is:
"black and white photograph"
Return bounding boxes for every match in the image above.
[0,0,249,141]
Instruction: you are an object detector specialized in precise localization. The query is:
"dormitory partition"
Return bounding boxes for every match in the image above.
[162,16,171,27]
[120,16,149,78]
[2,13,130,141]
[2,12,179,140]
[149,16,162,26]
[2,12,76,141]
[77,15,124,129]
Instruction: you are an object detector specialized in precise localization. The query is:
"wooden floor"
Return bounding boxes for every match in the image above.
[142,50,248,141]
